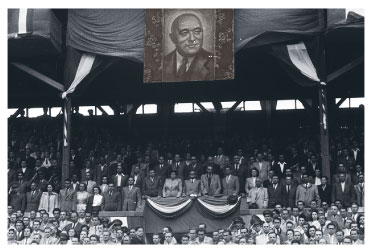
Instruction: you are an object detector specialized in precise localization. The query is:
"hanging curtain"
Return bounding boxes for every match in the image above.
[286,42,320,82]
[271,38,324,87]
[62,53,96,98]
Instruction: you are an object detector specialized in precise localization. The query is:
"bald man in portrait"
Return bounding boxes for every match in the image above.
[163,13,214,82]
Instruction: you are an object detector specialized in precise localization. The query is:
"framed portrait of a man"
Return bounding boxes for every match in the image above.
[144,9,234,83]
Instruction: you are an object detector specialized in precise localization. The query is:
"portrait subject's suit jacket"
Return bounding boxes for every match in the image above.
[163,49,214,82]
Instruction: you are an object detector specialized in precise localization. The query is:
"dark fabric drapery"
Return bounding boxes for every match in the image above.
[144,196,240,233]
[67,9,145,62]
[145,197,193,219]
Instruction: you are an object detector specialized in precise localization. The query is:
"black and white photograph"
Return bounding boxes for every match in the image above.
[5,6,365,247]
[144,9,234,83]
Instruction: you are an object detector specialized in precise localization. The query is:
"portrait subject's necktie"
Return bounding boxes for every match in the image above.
[177,57,188,80]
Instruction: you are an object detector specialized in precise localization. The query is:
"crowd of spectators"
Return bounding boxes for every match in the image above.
[7,113,364,244]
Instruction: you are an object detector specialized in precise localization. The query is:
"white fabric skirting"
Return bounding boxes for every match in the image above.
[147,198,192,214]
[197,197,241,214]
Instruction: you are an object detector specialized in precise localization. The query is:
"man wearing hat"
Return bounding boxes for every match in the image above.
[57,231,69,244]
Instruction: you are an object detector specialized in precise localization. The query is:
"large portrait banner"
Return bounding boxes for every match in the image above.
[144,9,234,83]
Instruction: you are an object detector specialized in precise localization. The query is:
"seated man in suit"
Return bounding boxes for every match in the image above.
[222,166,240,196]
[163,13,214,82]
[62,211,82,237]
[323,222,338,244]
[248,177,268,209]
[122,177,142,211]
[183,170,201,197]
[142,169,162,198]
[200,166,221,196]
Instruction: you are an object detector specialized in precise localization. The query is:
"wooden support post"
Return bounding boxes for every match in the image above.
[212,101,222,113]
[61,98,72,187]
[9,108,24,119]
[318,85,331,182]
[11,62,65,91]
[159,103,171,139]
[327,56,364,83]
[227,101,242,113]
[97,106,109,116]
[335,97,347,108]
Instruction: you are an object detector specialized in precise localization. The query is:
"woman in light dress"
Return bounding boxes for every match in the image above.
[162,171,182,198]
[76,183,90,212]
[38,184,59,217]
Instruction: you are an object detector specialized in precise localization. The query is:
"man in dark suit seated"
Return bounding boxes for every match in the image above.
[62,211,83,237]
[142,169,162,198]
[163,13,214,82]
